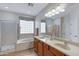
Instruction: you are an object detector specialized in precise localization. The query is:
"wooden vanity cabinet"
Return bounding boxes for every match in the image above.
[34,38,38,53]
[34,38,43,56]
[37,40,43,56]
[34,37,66,56]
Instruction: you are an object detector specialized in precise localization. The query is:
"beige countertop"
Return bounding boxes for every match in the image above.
[34,36,79,56]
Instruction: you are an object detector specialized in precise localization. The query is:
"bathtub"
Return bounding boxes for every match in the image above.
[0,38,34,55]
[16,38,34,51]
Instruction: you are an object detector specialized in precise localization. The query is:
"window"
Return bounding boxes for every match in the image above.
[41,22,46,33]
[20,20,34,34]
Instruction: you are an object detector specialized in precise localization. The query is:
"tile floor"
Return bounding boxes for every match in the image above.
[1,49,37,56]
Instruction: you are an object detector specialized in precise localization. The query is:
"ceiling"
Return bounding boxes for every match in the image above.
[0,3,48,16]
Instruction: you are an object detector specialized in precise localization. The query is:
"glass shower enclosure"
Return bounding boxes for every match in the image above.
[0,20,18,52]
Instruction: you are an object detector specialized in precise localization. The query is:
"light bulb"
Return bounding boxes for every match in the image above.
[48,11,52,15]
[56,6,61,10]
[45,13,49,17]
[5,7,8,9]
[60,9,65,12]
[48,14,52,17]
[51,13,55,16]
[55,11,59,14]
[52,9,55,12]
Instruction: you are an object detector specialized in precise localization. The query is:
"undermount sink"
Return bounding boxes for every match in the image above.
[54,43,70,50]
[39,36,45,39]
[39,35,50,39]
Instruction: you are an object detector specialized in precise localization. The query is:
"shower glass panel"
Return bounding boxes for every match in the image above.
[0,20,18,51]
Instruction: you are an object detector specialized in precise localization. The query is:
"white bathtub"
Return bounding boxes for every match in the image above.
[16,38,34,51]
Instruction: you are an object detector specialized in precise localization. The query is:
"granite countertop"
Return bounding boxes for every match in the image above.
[34,36,79,56]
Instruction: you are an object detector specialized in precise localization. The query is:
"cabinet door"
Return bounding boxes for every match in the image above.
[48,46,65,56]
[34,38,38,53]
[43,43,48,56]
[38,40,43,56]
[34,37,66,56]
[43,43,55,56]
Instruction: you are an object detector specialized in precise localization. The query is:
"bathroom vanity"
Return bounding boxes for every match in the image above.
[34,36,67,56]
[34,36,79,56]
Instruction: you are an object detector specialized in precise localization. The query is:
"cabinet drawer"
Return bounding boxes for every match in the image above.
[48,46,65,56]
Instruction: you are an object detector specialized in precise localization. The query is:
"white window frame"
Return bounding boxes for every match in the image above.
[20,20,34,34]
[41,22,46,33]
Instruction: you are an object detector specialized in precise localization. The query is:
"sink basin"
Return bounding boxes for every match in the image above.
[39,35,50,39]
[39,36,45,39]
[54,43,70,50]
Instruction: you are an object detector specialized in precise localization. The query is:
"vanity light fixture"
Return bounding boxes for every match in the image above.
[45,11,52,17]
[45,4,66,17]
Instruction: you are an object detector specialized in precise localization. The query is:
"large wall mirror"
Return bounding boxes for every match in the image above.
[46,18,61,39]
[46,15,79,45]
